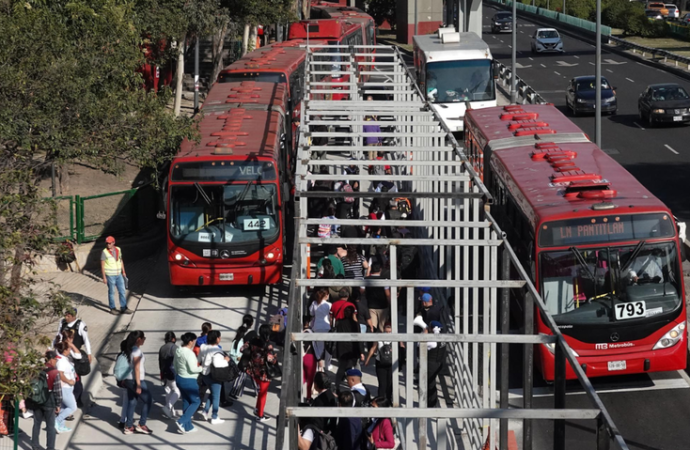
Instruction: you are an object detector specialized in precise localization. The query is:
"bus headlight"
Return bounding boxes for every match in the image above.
[542,335,580,357]
[265,248,281,263]
[653,321,686,350]
[173,252,196,267]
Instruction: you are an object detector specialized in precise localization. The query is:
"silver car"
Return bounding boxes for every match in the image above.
[531,28,564,53]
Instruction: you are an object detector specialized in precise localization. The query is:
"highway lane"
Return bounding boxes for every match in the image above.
[482,5,690,221]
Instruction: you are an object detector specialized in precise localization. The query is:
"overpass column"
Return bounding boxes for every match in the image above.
[457,0,483,36]
[396,0,444,44]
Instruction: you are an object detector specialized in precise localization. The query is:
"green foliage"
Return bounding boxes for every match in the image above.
[363,0,396,28]
[223,0,296,26]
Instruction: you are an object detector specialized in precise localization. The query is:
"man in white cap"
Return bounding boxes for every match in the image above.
[101,236,132,315]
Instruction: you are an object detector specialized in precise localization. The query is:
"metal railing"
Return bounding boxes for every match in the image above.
[609,36,690,71]
[0,397,19,450]
[495,60,548,105]
[277,43,630,450]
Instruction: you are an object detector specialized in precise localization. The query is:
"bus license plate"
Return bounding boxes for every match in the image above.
[674,116,683,121]
[219,273,234,281]
[608,360,626,371]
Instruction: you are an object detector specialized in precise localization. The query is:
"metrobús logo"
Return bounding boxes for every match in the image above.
[594,342,634,350]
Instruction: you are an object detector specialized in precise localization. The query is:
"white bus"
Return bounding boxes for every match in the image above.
[413,30,496,133]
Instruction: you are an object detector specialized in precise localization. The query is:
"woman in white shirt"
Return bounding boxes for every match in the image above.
[309,288,332,370]
[122,330,153,435]
[198,330,230,425]
[55,336,79,433]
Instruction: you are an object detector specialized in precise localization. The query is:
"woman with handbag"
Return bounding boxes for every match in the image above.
[198,330,230,425]
[365,397,396,449]
[245,324,279,422]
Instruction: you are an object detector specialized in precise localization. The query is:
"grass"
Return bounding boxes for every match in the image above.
[621,36,690,57]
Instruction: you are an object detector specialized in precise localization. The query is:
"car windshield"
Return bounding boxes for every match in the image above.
[170,183,279,245]
[651,86,690,101]
[539,242,682,325]
[426,59,495,103]
[538,30,559,39]
[495,13,511,19]
[575,78,611,91]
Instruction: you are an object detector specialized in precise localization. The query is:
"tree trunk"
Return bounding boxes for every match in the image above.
[302,0,311,20]
[211,23,229,84]
[242,23,250,57]
[249,26,258,53]
[173,35,186,117]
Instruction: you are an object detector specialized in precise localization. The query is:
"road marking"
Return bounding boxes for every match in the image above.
[508,45,512,49]
[589,62,595,65]
[574,55,579,59]
[554,71,561,76]
[520,30,524,34]
[665,144,679,154]
[506,377,690,399]
[633,122,646,130]
[626,77,635,83]
[529,57,534,61]
[637,62,646,66]
[677,369,690,388]
[606,69,613,73]
[540,63,546,68]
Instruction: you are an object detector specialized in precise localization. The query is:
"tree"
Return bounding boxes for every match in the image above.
[363,0,396,29]
[0,0,195,397]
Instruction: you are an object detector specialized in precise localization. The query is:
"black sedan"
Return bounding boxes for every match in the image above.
[491,12,513,33]
[638,83,690,126]
[565,76,617,116]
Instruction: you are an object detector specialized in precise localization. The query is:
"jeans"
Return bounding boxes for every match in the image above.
[32,406,56,450]
[106,274,127,310]
[56,387,76,424]
[202,374,221,419]
[119,389,127,423]
[123,379,152,428]
[164,378,180,412]
[177,375,201,432]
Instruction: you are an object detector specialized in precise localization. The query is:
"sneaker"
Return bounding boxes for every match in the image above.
[175,421,185,435]
[200,410,208,421]
[123,426,134,435]
[186,426,198,433]
[65,415,75,421]
[22,410,34,419]
[110,309,119,315]
[210,418,225,425]
[135,424,152,435]
[118,421,126,430]
[58,423,72,433]
[256,415,270,422]
[121,308,134,315]
[161,406,172,419]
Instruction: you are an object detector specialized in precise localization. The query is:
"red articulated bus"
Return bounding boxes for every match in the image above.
[465,104,687,380]
[309,1,377,48]
[167,81,290,286]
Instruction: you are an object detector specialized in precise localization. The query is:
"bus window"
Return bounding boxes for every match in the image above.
[367,23,375,45]
[426,59,495,103]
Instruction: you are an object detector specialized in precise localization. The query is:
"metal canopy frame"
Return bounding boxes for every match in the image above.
[276,44,629,450]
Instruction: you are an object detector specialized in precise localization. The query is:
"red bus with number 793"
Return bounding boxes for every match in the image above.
[464,104,687,380]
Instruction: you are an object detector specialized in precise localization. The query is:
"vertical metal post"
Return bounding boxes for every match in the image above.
[596,414,611,450]
[500,246,510,450]
[13,398,19,449]
[563,0,566,14]
[554,341,567,450]
[194,37,200,113]
[414,0,419,35]
[594,0,601,148]
[510,0,517,104]
[419,341,428,449]
[390,246,399,409]
[51,161,57,197]
[523,292,534,450]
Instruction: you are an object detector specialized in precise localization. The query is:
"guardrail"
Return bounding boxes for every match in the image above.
[498,0,612,36]
[495,60,549,105]
[609,36,690,70]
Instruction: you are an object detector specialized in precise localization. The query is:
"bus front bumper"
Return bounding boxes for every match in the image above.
[538,339,687,381]
[169,262,282,286]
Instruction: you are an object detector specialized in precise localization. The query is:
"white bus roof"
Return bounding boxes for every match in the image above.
[413,32,492,63]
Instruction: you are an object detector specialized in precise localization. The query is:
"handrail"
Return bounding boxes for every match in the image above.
[495,60,549,105]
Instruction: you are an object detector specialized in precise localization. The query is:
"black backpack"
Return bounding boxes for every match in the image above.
[60,319,84,350]
[378,342,393,367]
[352,386,372,408]
[305,425,338,450]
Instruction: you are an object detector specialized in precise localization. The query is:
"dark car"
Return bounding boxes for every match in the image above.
[565,76,617,116]
[638,83,690,126]
[492,12,513,33]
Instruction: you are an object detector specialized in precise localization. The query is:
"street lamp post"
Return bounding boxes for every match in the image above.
[511,0,517,103]
[595,0,602,147]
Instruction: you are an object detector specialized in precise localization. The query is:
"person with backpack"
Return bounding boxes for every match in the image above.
[334,306,364,393]
[364,322,395,401]
[298,417,338,450]
[158,331,179,420]
[54,337,80,433]
[336,390,363,450]
[244,324,279,422]
[309,372,337,436]
[120,330,153,435]
[317,245,345,277]
[53,307,92,408]
[29,350,62,450]
[198,330,231,425]
[365,397,396,449]
[346,369,372,408]
[173,332,203,433]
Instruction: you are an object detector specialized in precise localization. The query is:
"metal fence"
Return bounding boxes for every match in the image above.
[495,60,548,105]
[276,43,630,450]
[0,397,19,450]
[609,36,690,71]
[501,0,612,35]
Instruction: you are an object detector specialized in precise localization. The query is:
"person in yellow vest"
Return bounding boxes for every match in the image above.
[101,236,133,315]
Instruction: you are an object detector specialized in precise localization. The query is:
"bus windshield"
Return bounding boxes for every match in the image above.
[169,183,279,246]
[426,59,494,103]
[218,72,287,84]
[539,242,682,325]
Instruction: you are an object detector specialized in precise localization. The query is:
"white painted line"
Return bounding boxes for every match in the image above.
[520,30,524,34]
[633,122,646,130]
[529,57,534,61]
[606,69,613,73]
[626,77,635,83]
[507,377,690,399]
[677,369,690,388]
[574,55,579,59]
[508,45,512,49]
[665,144,679,154]
[589,62,595,65]
[554,71,561,76]
[540,63,546,68]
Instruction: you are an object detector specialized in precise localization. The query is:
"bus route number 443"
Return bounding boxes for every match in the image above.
[615,301,646,320]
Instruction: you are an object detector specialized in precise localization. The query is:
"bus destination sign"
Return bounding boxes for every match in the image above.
[539,213,675,247]
[171,161,277,182]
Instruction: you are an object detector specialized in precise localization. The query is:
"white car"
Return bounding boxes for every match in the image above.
[666,4,679,19]
[531,28,564,54]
